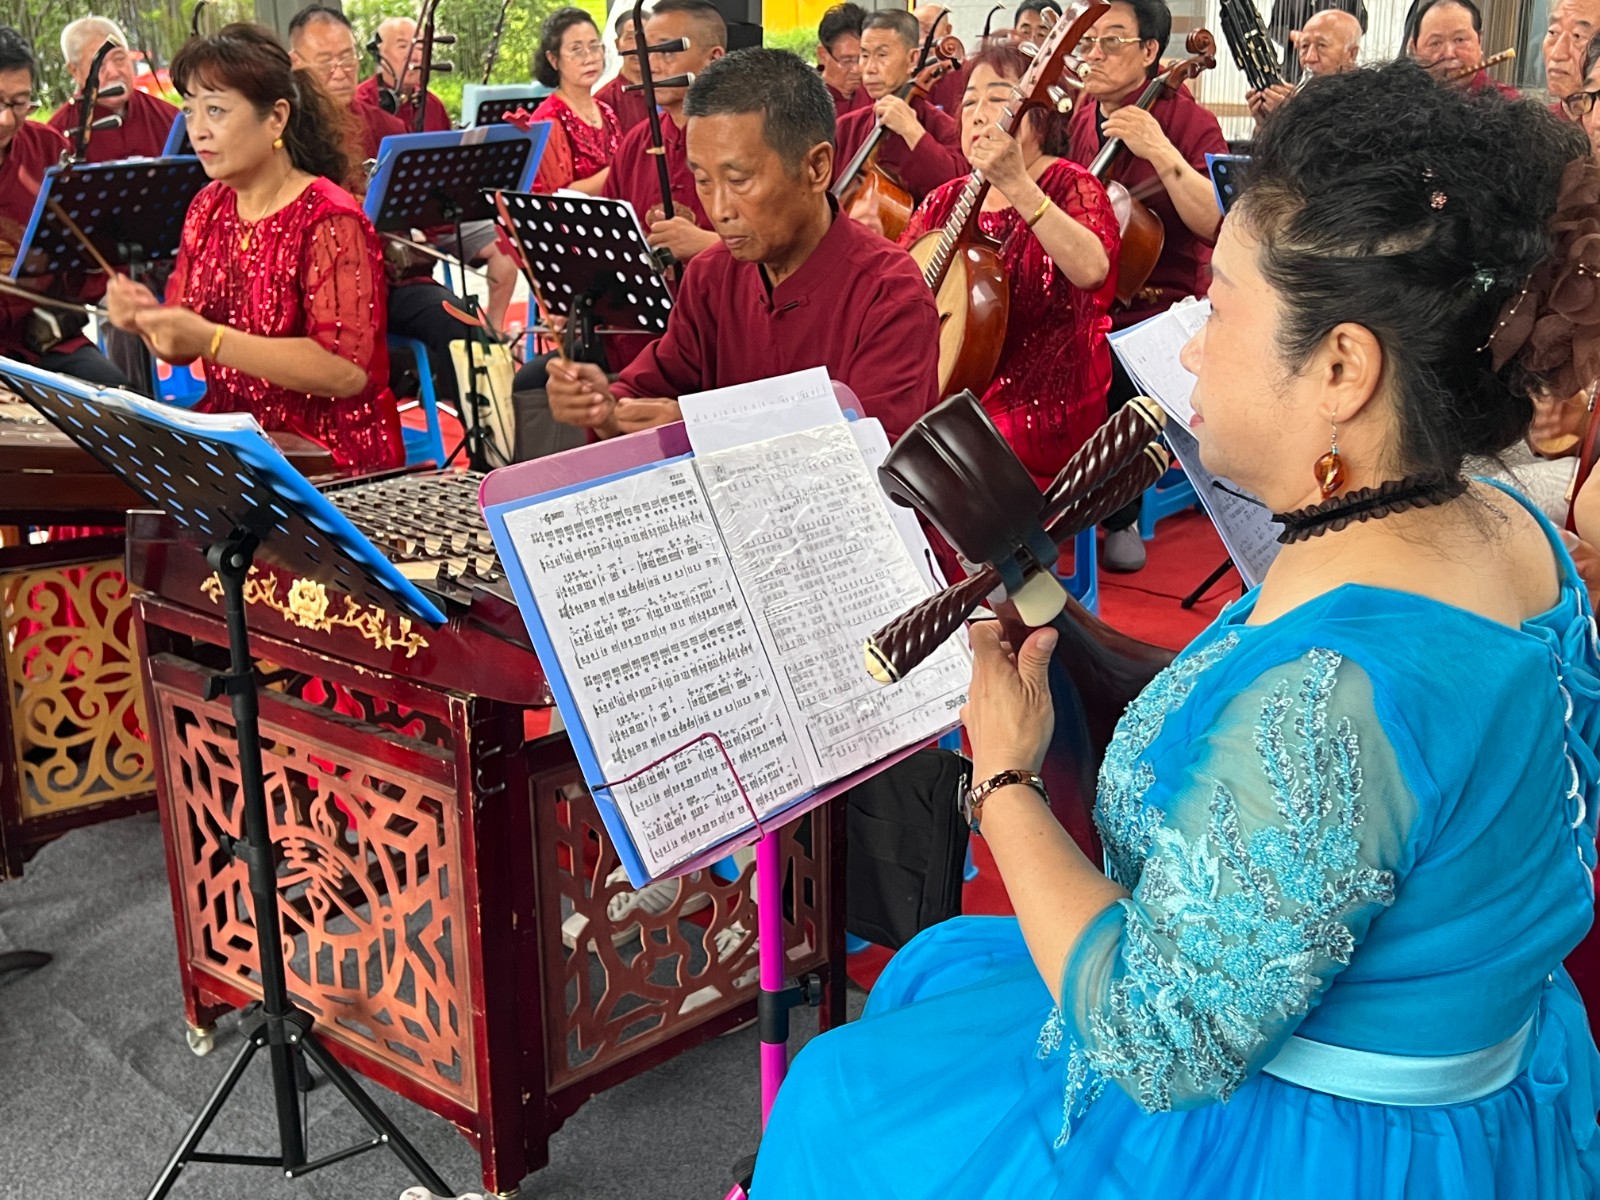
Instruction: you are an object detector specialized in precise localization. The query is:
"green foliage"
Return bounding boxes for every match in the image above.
[763,27,819,57]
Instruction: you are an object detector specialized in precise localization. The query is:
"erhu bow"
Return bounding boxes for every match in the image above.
[1089,29,1217,307]
[906,1,1105,399]
[67,39,128,164]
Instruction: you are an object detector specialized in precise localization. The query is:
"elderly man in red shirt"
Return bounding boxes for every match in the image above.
[818,2,870,120]
[1065,0,1226,571]
[549,48,939,444]
[834,9,968,224]
[0,28,124,386]
[47,17,178,161]
[596,9,652,136]
[1407,0,1517,97]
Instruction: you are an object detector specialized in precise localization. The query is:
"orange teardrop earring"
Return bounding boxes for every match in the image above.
[1314,422,1345,497]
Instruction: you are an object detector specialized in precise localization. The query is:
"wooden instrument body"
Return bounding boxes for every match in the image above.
[910,232,1010,400]
[842,167,916,244]
[1104,180,1165,305]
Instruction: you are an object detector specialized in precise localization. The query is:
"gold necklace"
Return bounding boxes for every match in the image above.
[238,169,295,252]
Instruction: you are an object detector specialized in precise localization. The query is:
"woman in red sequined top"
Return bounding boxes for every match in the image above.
[106,24,403,472]
[901,46,1121,488]
[529,8,621,194]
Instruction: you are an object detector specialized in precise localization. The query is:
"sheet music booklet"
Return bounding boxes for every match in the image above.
[482,368,970,884]
[1109,297,1284,586]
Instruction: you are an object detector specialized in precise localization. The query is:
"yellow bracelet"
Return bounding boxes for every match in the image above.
[1025,196,1054,228]
[206,323,225,362]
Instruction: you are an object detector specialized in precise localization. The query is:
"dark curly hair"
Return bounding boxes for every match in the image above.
[536,7,599,90]
[172,23,354,187]
[1238,61,1590,478]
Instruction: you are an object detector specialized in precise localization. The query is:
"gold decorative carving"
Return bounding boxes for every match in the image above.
[200,567,428,657]
[1,559,153,818]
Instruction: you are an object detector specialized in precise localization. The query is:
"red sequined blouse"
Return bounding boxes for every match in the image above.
[168,177,403,472]
[529,93,620,192]
[902,159,1121,486]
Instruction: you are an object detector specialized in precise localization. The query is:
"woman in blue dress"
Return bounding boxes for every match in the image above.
[753,62,1600,1198]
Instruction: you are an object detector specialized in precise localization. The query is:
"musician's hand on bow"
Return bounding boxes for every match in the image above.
[968,122,1029,198]
[961,620,1057,781]
[613,397,681,434]
[646,215,718,262]
[106,274,160,334]
[1100,105,1175,165]
[132,304,216,365]
[875,94,927,150]
[547,359,619,435]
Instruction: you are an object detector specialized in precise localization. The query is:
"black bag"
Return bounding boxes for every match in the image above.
[846,748,972,951]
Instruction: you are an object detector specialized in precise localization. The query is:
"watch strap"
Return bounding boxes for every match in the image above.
[962,768,1048,835]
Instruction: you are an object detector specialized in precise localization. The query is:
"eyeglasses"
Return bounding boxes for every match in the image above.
[0,97,39,118]
[823,48,861,67]
[1563,88,1600,118]
[563,42,606,59]
[310,51,360,73]
[1075,35,1144,55]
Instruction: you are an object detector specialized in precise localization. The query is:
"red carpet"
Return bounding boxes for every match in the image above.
[846,509,1232,989]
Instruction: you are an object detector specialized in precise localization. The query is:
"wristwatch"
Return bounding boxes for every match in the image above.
[960,769,1048,836]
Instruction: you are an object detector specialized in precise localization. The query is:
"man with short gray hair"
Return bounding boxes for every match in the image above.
[46,15,176,161]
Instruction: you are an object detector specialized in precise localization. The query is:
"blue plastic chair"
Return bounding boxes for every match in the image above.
[1138,466,1199,541]
[1057,524,1100,615]
[152,360,207,409]
[387,335,447,468]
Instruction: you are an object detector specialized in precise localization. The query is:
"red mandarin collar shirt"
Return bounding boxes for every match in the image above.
[46,87,179,161]
[833,93,968,203]
[351,98,408,165]
[601,113,708,227]
[613,207,940,441]
[0,122,87,361]
[354,78,450,132]
[827,80,873,121]
[595,73,653,135]
[1066,85,1228,330]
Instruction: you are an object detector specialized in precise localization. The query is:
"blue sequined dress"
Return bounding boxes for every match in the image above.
[753,492,1600,1198]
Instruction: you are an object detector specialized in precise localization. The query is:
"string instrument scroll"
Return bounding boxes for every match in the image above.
[906,1,1107,399]
[831,23,961,244]
[1089,29,1217,307]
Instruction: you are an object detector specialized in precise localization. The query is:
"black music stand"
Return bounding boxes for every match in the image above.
[495,191,672,369]
[12,157,207,289]
[476,93,548,125]
[365,129,544,469]
[0,358,453,1199]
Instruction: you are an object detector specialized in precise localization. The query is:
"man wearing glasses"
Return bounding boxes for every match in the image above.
[1065,0,1226,573]
[817,3,870,121]
[1547,0,1600,119]
[0,28,124,385]
[46,17,177,162]
[289,6,405,167]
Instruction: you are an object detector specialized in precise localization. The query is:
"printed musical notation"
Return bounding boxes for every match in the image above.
[502,462,809,877]
[698,422,970,783]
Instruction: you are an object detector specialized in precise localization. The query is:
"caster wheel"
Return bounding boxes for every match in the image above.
[186,1025,216,1057]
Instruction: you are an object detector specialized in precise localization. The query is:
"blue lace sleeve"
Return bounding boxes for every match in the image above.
[1042,648,1417,1130]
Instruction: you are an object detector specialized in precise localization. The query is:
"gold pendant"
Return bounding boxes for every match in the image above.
[240,230,251,252]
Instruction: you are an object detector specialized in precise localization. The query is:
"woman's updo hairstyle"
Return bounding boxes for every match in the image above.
[1237,61,1590,481]
[536,8,600,89]
[172,22,355,187]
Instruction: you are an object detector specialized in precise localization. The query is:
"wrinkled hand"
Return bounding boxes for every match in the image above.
[1100,105,1175,165]
[133,305,216,365]
[874,94,926,149]
[967,122,1029,196]
[614,397,681,433]
[106,274,159,334]
[1529,388,1590,457]
[547,359,617,433]
[960,621,1057,780]
[646,215,718,262]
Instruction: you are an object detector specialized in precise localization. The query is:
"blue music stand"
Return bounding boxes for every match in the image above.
[0,357,451,1199]
[364,124,547,234]
[162,113,192,156]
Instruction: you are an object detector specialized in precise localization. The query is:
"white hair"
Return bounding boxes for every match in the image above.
[61,16,128,71]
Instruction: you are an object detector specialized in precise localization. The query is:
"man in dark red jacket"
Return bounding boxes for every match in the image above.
[46,17,177,162]
[550,49,938,444]
[1065,0,1227,570]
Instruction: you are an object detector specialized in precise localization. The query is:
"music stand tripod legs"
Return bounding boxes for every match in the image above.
[146,532,452,1200]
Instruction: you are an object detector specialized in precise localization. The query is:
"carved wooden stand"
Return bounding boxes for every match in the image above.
[128,515,846,1196]
[0,536,154,879]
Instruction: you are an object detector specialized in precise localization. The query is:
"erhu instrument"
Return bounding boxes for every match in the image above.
[1217,0,1284,92]
[906,1,1105,399]
[831,21,962,243]
[406,0,456,132]
[868,393,1176,854]
[65,39,127,164]
[480,0,513,84]
[621,0,697,226]
[1090,29,1217,307]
